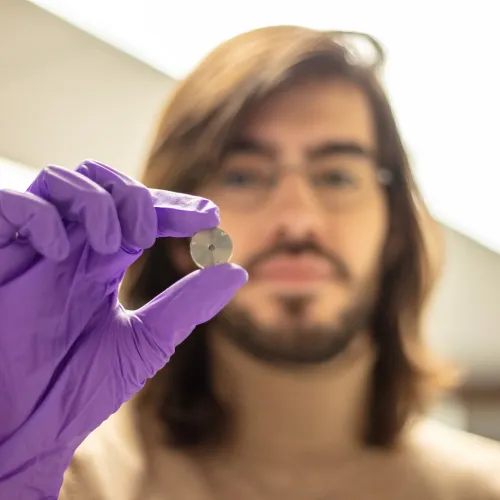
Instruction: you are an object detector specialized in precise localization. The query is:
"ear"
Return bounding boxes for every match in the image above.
[418,206,445,284]
[382,211,404,268]
[384,229,402,266]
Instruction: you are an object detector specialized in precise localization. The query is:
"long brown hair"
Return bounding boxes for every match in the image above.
[123,26,456,449]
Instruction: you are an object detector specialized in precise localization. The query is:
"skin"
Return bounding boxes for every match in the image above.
[62,80,500,499]
[196,78,385,466]
[210,79,386,328]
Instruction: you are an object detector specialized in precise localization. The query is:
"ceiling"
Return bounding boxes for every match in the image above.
[20,1,500,253]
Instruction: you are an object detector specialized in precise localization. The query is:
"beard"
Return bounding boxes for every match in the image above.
[212,276,379,366]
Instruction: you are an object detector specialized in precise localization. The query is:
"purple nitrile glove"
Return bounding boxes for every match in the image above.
[0,160,247,499]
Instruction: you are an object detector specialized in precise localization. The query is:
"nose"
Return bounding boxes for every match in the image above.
[266,173,325,240]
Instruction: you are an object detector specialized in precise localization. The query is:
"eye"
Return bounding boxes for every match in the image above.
[313,168,357,187]
[219,167,269,187]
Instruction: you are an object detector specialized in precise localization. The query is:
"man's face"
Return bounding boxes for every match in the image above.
[198,79,389,365]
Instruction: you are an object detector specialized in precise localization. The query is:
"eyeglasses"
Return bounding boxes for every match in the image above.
[206,157,393,213]
[202,30,389,213]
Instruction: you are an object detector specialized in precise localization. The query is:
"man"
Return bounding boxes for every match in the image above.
[1,26,499,499]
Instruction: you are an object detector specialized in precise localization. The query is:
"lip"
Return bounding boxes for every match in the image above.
[252,256,333,282]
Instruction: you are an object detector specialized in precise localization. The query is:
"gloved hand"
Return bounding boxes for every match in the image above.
[0,160,247,499]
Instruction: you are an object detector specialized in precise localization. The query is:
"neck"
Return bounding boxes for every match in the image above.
[208,330,376,464]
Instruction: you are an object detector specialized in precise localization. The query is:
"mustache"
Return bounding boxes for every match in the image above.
[243,240,351,281]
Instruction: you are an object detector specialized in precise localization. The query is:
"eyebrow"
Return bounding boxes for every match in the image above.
[224,137,376,161]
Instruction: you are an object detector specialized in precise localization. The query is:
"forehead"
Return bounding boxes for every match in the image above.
[238,79,376,156]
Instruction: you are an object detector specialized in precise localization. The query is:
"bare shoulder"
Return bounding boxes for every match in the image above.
[406,418,500,499]
[61,399,211,500]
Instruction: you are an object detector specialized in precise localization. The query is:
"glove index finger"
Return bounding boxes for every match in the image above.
[151,189,221,239]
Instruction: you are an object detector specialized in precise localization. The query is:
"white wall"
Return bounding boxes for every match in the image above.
[427,227,500,382]
[0,0,174,176]
[2,0,499,434]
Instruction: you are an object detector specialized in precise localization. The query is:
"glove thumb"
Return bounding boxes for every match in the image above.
[122,263,247,382]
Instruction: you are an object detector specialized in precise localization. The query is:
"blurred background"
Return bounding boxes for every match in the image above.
[1,0,499,440]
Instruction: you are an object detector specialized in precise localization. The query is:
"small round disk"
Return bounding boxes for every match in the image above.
[190,227,233,269]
